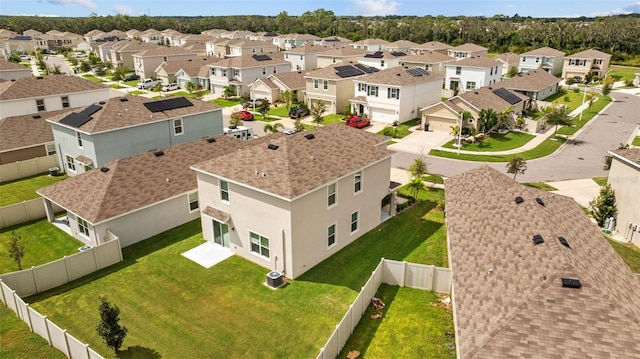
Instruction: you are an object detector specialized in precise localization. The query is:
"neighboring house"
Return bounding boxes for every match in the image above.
[191,125,394,279]
[249,71,306,103]
[562,49,612,80]
[314,36,353,48]
[410,41,450,55]
[493,52,519,77]
[447,43,488,59]
[494,69,560,101]
[274,33,320,50]
[350,66,443,124]
[283,44,330,71]
[161,29,183,46]
[171,34,212,47]
[96,40,120,63]
[3,35,47,55]
[0,75,111,118]
[446,165,640,358]
[47,95,224,176]
[383,40,418,54]
[304,62,379,114]
[110,40,160,70]
[43,31,83,51]
[518,46,565,76]
[140,29,162,43]
[399,52,454,76]
[125,29,142,39]
[248,31,279,42]
[220,30,254,40]
[607,149,640,247]
[0,29,18,40]
[444,57,503,93]
[316,47,370,68]
[0,109,72,164]
[163,58,219,89]
[207,39,278,58]
[358,50,408,71]
[208,52,290,97]
[23,29,43,38]
[420,86,527,132]
[350,38,390,52]
[38,135,253,248]
[0,59,32,80]
[133,47,197,80]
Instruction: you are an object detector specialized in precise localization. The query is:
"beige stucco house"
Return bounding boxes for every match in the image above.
[562,49,612,80]
[316,47,370,68]
[249,71,306,103]
[283,44,330,71]
[410,41,450,55]
[133,47,197,80]
[608,149,640,247]
[494,69,560,101]
[349,38,390,52]
[0,59,32,80]
[208,52,290,97]
[110,40,160,70]
[447,43,488,59]
[191,125,394,279]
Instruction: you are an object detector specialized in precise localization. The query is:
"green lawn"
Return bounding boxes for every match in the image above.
[108,84,124,89]
[608,65,640,82]
[129,90,146,95]
[430,136,567,162]
[442,131,535,152]
[267,105,294,117]
[322,113,346,125]
[0,173,68,206]
[211,98,243,107]
[81,74,104,83]
[378,118,421,139]
[122,80,139,87]
[0,304,67,359]
[162,90,211,99]
[0,219,82,274]
[424,175,444,184]
[607,237,640,272]
[556,96,612,136]
[632,136,640,146]
[26,188,448,358]
[592,177,608,186]
[544,89,585,112]
[522,182,558,191]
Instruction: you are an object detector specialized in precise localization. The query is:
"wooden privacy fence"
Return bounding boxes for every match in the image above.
[316,258,452,359]
[0,198,63,228]
[0,155,59,182]
[0,239,123,359]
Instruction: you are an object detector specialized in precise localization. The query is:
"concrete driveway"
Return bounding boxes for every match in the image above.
[546,179,601,208]
[387,129,450,158]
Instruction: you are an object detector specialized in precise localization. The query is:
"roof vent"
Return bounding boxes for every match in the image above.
[119,98,128,102]
[153,150,164,157]
[558,236,570,248]
[532,234,544,246]
[36,76,44,79]
[561,278,582,289]
[515,196,524,204]
[99,101,106,105]
[206,137,216,143]
[267,144,279,150]
[304,133,315,140]
[536,197,545,206]
[32,115,41,119]
[100,167,109,173]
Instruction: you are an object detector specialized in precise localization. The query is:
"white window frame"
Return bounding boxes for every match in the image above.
[36,99,45,112]
[323,80,328,90]
[466,81,476,90]
[350,211,359,233]
[45,143,56,156]
[327,223,336,248]
[220,180,229,202]
[77,217,89,237]
[249,231,270,259]
[313,79,319,89]
[367,86,378,96]
[388,88,400,99]
[76,131,83,147]
[188,191,199,212]
[354,171,362,194]
[211,67,216,76]
[328,182,337,207]
[65,154,76,172]
[262,67,266,75]
[455,67,461,75]
[222,69,227,77]
[61,96,70,108]
[173,118,183,135]
[233,69,239,77]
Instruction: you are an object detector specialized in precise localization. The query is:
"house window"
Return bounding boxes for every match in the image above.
[350,211,359,233]
[328,182,336,207]
[262,67,266,75]
[273,67,277,74]
[36,99,45,112]
[222,69,227,77]
[188,192,199,212]
[323,80,328,90]
[173,118,183,135]
[536,57,540,63]
[466,81,476,90]
[358,83,366,92]
[76,131,83,147]
[300,55,303,60]
[354,171,362,193]
[313,79,319,89]
[45,143,56,155]
[163,56,168,62]
[285,53,289,59]
[61,96,70,108]
[388,88,400,99]
[490,67,493,75]
[211,68,216,76]
[250,231,270,258]
[220,180,229,202]
[381,60,385,67]
[77,217,89,237]
[65,155,75,171]
[233,69,239,77]
[252,48,256,53]
[332,57,336,63]
[368,86,379,96]
[327,223,336,247]
[522,57,526,62]
[455,67,461,75]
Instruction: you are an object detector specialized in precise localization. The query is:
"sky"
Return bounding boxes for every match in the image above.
[1,0,639,18]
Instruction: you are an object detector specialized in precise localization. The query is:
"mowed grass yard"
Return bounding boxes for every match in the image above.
[608,65,640,82]
[26,188,449,358]
[0,173,68,206]
[0,304,67,359]
[442,131,535,152]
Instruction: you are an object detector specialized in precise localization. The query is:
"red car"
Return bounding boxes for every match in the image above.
[240,110,254,121]
[345,116,370,129]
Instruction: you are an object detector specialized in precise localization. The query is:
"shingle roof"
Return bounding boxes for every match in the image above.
[446,166,640,359]
[158,58,219,75]
[268,71,306,89]
[610,148,640,170]
[494,69,560,92]
[352,38,390,45]
[37,135,255,224]
[316,47,370,57]
[134,47,195,57]
[0,60,32,71]
[566,49,612,59]
[304,62,376,80]
[0,75,107,101]
[285,44,331,54]
[521,46,565,57]
[387,40,418,48]
[210,52,287,69]
[400,52,454,64]
[456,86,528,113]
[48,95,221,134]
[448,56,498,68]
[493,52,520,65]
[359,66,443,87]
[411,41,450,51]
[111,40,160,52]
[192,125,392,200]
[450,43,487,52]
[0,108,74,151]
[254,77,278,90]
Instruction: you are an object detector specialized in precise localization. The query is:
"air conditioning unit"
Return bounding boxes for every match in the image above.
[266,271,284,288]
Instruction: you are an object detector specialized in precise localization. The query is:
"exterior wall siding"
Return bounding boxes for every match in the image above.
[609,158,640,247]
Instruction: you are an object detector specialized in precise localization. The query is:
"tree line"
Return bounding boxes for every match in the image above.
[1,10,639,61]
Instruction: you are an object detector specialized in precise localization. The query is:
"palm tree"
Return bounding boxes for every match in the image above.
[478,108,498,134]
[407,178,426,199]
[222,85,235,99]
[263,122,284,133]
[543,105,572,135]
[310,100,326,128]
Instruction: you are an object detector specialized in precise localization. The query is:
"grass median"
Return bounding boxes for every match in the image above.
[430,136,567,162]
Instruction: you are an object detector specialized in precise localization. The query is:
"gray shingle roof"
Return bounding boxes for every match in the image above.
[360,66,443,87]
[0,75,108,101]
[521,46,565,57]
[566,49,612,59]
[494,70,560,92]
[0,108,75,151]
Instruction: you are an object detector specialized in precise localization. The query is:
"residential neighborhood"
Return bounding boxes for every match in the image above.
[1,5,640,359]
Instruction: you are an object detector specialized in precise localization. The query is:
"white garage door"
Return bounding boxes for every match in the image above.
[426,117,455,132]
[253,90,272,102]
[370,108,397,124]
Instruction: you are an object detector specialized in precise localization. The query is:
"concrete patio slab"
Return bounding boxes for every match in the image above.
[182,241,233,269]
[545,178,601,208]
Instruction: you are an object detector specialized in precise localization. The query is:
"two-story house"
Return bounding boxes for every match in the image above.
[358,50,408,71]
[0,59,32,80]
[207,39,278,58]
[518,46,565,76]
[110,40,160,70]
[447,43,488,59]
[313,36,353,48]
[444,57,503,94]
[208,52,290,96]
[316,47,370,68]
[493,52,520,77]
[607,149,640,247]
[47,95,224,176]
[399,52,454,76]
[350,66,443,124]
[0,75,111,118]
[133,47,197,80]
[249,71,306,104]
[3,35,47,55]
[160,58,220,89]
[383,40,418,54]
[304,62,379,114]
[140,29,162,44]
[562,49,612,80]
[274,33,320,50]
[350,38,390,51]
[410,41,450,55]
[283,44,330,71]
[191,125,394,279]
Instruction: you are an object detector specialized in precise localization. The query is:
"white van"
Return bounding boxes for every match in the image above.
[224,125,254,140]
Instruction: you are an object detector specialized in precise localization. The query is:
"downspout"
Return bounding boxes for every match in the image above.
[281,227,286,277]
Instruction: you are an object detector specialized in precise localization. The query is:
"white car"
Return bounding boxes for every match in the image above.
[162,83,179,92]
[19,55,32,61]
[75,53,88,58]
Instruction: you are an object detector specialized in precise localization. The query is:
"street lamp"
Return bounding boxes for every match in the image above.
[579,81,591,122]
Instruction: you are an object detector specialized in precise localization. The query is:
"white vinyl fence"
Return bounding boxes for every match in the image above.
[0,198,64,228]
[316,258,452,359]
[0,155,59,182]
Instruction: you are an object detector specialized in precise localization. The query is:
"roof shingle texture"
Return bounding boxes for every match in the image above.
[566,49,612,59]
[446,166,640,359]
[494,70,560,91]
[269,71,306,89]
[456,87,528,113]
[0,109,74,151]
[0,75,107,101]
[450,43,487,51]
[210,52,287,69]
[399,52,454,64]
[448,56,499,68]
[360,66,443,86]
[521,46,565,57]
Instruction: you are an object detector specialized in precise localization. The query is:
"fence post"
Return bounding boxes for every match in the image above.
[44,316,52,344]
[0,279,6,305]
[63,256,71,283]
[62,329,71,357]
[401,261,406,287]
[335,324,340,357]
[11,290,18,318]
[25,303,33,331]
[32,266,40,294]
[428,266,435,291]
[318,347,324,359]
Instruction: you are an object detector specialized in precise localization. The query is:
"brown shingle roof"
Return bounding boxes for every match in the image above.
[387,40,418,48]
[446,166,640,359]
[610,148,640,170]
[158,58,219,75]
[456,86,528,113]
[448,56,498,68]
[285,44,331,55]
[400,52,454,64]
[111,40,160,53]
[48,95,221,134]
[566,49,612,59]
[304,63,376,80]
[268,71,306,89]
[134,47,195,57]
[317,47,370,57]
[0,60,32,71]
[210,52,287,69]
[192,125,392,200]
[450,43,487,52]
[37,135,255,224]
[494,69,560,92]
[359,66,443,87]
[521,46,565,57]
[493,52,520,65]
[352,38,390,46]
[0,75,107,101]
[412,41,450,51]
[0,108,74,151]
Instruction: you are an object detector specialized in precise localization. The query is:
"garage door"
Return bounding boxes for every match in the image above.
[370,108,397,124]
[425,116,455,132]
[253,90,272,102]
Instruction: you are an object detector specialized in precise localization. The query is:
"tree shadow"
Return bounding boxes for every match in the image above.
[117,345,162,359]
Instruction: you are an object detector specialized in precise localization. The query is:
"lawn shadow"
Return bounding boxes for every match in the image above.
[117,345,162,359]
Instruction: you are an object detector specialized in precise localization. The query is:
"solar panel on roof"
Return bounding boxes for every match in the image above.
[492,87,522,105]
[364,51,384,58]
[80,104,102,116]
[406,68,429,77]
[335,65,365,78]
[390,51,407,57]
[59,112,92,128]
[252,54,271,61]
[143,97,194,113]
[353,63,379,74]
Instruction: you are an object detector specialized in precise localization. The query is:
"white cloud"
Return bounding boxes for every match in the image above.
[48,0,97,10]
[589,2,640,16]
[352,0,399,16]
[113,4,136,15]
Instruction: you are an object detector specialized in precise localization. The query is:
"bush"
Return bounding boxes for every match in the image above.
[564,95,570,102]
[573,88,580,93]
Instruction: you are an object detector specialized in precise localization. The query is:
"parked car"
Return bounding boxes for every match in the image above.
[239,110,254,121]
[244,98,265,108]
[345,116,370,129]
[91,65,105,73]
[74,53,88,58]
[289,107,310,119]
[19,55,32,61]
[162,83,179,92]
[124,73,140,81]
[137,78,158,90]
[42,49,57,55]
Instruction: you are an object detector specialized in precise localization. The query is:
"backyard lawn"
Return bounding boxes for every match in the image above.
[0,173,68,206]
[544,88,587,112]
[25,188,449,358]
[442,131,535,152]
[608,65,640,83]
[632,136,640,146]
[0,304,67,359]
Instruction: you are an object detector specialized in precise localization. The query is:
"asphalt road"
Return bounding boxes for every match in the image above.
[391,91,640,182]
[44,55,74,75]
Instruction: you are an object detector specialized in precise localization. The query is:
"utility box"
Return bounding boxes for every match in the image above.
[49,167,60,176]
[266,271,283,288]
